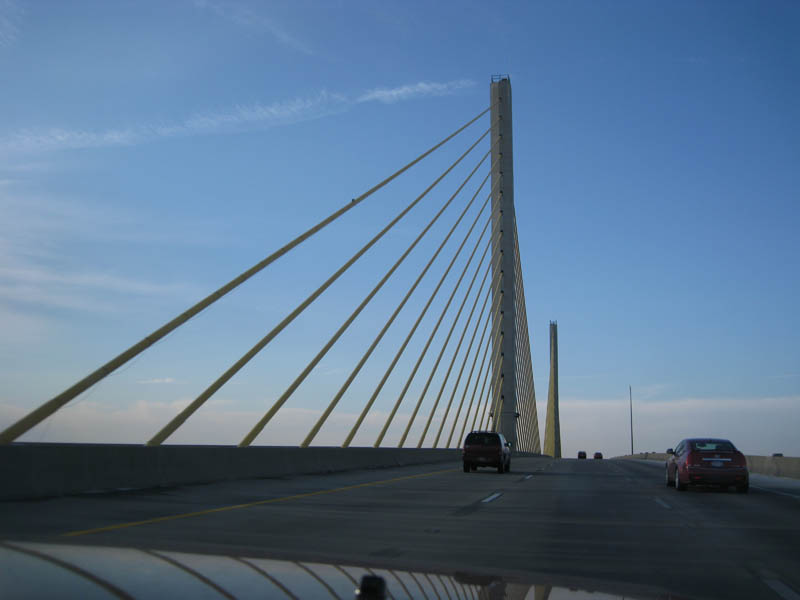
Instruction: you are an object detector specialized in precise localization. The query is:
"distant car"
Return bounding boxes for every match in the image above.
[462,431,511,474]
[593,452,603,460]
[577,451,587,459]
[665,438,748,493]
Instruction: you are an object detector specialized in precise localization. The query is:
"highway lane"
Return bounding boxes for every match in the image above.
[2,456,799,599]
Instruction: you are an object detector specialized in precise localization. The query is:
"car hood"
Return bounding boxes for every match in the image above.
[1,540,688,599]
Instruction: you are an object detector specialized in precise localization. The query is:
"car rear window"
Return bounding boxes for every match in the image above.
[691,440,735,452]
[465,433,500,446]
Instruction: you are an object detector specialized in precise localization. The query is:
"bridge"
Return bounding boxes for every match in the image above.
[2,78,800,600]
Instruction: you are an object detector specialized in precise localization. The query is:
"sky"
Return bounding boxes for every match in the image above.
[1,0,798,457]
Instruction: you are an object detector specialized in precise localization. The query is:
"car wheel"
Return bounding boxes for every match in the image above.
[463,462,470,473]
[736,482,749,493]
[470,464,477,471]
[506,460,511,473]
[497,462,504,474]
[665,467,672,487]
[675,470,687,491]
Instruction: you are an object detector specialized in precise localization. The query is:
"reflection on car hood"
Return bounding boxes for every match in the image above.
[1,540,686,599]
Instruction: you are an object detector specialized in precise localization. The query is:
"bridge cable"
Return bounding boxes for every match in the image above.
[472,225,504,436]
[511,227,530,449]
[472,332,501,434]
[147,127,491,446]
[455,310,501,447]
[446,282,501,447]
[469,247,504,436]
[439,292,495,448]
[487,208,504,433]
[398,238,493,447]
[480,333,502,433]
[0,107,492,446]
[482,341,505,431]
[448,308,494,446]
[510,270,530,451]
[487,372,504,432]
[431,273,496,448]
[427,259,501,448]
[491,361,508,433]
[418,259,495,448]
[441,244,502,448]
[236,138,493,448]
[342,185,498,448]
[514,244,534,450]
[513,224,540,451]
[301,156,499,448]
[471,355,495,436]
[373,215,492,447]
[508,219,535,450]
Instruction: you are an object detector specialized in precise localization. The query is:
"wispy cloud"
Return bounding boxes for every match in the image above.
[0,91,348,155]
[358,80,476,104]
[193,0,312,55]
[0,193,199,313]
[0,80,475,156]
[0,0,22,48]
[0,266,189,296]
[0,269,193,313]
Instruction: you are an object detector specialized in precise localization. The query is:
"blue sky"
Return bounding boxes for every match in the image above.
[1,1,798,456]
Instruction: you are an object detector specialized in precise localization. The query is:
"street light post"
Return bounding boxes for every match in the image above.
[629,385,634,456]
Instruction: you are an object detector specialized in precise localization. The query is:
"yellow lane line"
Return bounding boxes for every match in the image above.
[63,467,457,538]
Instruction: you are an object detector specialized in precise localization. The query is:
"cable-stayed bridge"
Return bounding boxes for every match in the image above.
[2,77,800,600]
[1,76,541,455]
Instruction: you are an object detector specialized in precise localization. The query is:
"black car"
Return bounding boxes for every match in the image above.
[577,451,587,459]
[593,452,603,460]
[462,431,512,473]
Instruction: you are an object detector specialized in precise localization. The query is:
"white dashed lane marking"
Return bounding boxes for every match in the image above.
[762,577,800,600]
[654,497,672,510]
[481,493,502,503]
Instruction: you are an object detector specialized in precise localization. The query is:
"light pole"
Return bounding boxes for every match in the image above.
[629,385,634,456]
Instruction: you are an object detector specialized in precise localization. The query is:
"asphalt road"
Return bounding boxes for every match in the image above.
[2,457,799,599]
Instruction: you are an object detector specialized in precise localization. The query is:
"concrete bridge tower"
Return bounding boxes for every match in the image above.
[544,321,561,457]
[490,76,519,447]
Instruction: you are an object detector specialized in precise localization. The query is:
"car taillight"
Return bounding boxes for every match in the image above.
[734,451,747,467]
[687,452,701,467]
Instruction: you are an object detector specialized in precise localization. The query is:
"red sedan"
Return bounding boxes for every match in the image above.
[665,438,749,493]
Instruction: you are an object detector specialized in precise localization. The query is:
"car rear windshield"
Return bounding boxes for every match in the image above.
[691,440,735,452]
[465,433,500,446]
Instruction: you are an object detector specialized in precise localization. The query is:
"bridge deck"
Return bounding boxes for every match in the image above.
[2,458,799,599]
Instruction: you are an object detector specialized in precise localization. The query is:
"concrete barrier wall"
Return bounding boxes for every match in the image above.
[744,455,800,479]
[618,453,800,479]
[0,444,461,501]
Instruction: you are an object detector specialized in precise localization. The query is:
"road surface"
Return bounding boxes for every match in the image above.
[2,457,798,599]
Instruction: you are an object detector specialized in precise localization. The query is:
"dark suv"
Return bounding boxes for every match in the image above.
[462,431,512,473]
